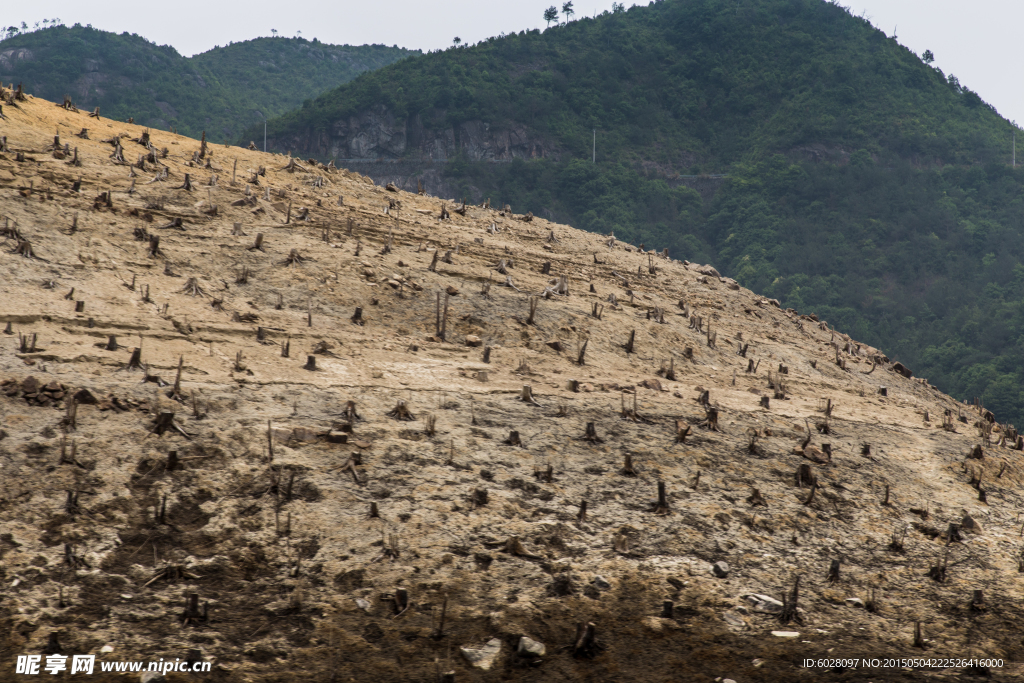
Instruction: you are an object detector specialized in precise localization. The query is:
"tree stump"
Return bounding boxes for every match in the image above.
[571,622,603,659]
[126,347,144,371]
[778,576,803,625]
[387,400,415,421]
[180,593,208,626]
[653,481,670,515]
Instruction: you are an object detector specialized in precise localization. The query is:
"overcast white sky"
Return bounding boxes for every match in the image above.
[4,0,1022,124]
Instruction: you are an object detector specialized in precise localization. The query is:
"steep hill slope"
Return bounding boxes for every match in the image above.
[3,92,1024,682]
[255,0,1024,428]
[0,26,417,142]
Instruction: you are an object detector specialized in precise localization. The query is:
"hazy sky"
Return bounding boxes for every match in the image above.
[4,0,1022,124]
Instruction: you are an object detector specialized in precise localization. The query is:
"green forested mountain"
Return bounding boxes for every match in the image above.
[257,0,1024,425]
[0,25,417,141]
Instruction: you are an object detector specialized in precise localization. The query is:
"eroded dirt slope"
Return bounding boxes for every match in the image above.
[1,91,1023,682]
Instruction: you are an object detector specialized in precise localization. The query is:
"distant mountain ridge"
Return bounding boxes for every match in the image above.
[0,25,418,141]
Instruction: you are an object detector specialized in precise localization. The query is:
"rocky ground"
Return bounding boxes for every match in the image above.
[1,90,1024,682]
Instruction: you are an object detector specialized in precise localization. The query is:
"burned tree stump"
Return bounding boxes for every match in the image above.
[387,400,415,421]
[778,576,803,625]
[747,487,768,507]
[504,430,523,447]
[351,307,364,326]
[576,339,589,366]
[248,233,265,252]
[180,593,208,626]
[534,463,555,483]
[802,481,818,506]
[125,347,144,371]
[471,488,489,507]
[303,355,316,371]
[970,590,986,612]
[180,277,206,297]
[12,240,36,258]
[928,552,948,582]
[826,559,840,584]
[150,412,190,439]
[571,622,603,659]
[653,481,670,515]
[582,422,604,443]
[167,355,185,401]
[699,406,720,431]
[675,421,691,443]
[795,464,815,488]
[621,453,638,477]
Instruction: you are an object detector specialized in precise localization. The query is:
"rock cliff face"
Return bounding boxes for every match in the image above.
[274,105,554,163]
[2,93,1024,682]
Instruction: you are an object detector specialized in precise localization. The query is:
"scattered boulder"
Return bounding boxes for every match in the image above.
[461,638,502,670]
[518,636,546,657]
[712,561,730,578]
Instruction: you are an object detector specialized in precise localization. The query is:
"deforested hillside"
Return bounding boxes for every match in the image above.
[2,91,1024,682]
[0,25,417,142]
[254,0,1024,430]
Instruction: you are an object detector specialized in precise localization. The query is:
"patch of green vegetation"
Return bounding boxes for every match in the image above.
[0,25,417,141]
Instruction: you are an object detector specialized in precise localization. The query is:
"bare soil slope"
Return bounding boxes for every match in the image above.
[1,92,1022,682]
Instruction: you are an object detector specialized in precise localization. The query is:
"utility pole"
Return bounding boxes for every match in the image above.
[593,129,596,164]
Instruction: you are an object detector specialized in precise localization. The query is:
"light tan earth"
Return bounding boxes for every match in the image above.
[1,91,1023,682]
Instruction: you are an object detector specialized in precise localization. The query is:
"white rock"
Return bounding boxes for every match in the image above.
[771,630,800,638]
[140,673,167,683]
[100,645,115,653]
[355,598,371,613]
[721,610,746,628]
[845,597,864,608]
[461,638,502,670]
[743,593,784,613]
[518,636,546,657]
